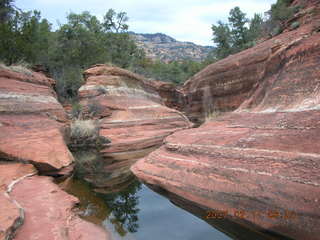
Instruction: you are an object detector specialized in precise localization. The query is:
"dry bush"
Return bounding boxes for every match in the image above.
[70,120,99,140]
[0,62,33,76]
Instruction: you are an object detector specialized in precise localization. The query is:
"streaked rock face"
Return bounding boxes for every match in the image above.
[11,176,109,240]
[79,65,192,157]
[0,67,73,173]
[76,64,191,191]
[180,3,320,123]
[0,163,36,240]
[132,2,320,239]
[0,67,109,239]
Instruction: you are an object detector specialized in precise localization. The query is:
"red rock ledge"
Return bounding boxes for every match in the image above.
[132,2,320,239]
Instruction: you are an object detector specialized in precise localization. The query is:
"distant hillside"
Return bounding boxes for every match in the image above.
[129,32,213,63]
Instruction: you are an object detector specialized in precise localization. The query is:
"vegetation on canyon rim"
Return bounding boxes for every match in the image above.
[0,0,296,101]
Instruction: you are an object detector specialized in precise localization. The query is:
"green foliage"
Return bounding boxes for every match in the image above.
[248,14,263,43]
[269,0,294,22]
[290,21,300,30]
[211,21,232,59]
[0,0,15,22]
[71,102,83,119]
[134,59,204,85]
[210,0,298,61]
[211,7,265,60]
[228,7,249,51]
[52,65,84,101]
[103,9,129,33]
[264,0,296,36]
[0,8,51,65]
[0,1,215,93]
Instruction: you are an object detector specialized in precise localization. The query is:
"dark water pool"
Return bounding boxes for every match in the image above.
[62,177,231,240]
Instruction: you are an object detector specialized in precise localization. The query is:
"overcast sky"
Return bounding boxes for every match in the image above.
[16,0,276,46]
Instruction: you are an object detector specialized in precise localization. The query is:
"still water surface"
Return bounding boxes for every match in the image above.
[63,177,231,240]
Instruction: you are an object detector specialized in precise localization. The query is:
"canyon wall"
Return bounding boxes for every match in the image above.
[132,1,320,239]
[0,67,109,240]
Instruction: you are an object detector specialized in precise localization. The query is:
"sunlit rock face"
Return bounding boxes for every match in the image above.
[79,65,191,156]
[0,67,73,173]
[76,64,191,191]
[132,2,320,239]
[180,0,320,123]
[0,67,110,240]
[10,174,109,240]
[1,164,109,240]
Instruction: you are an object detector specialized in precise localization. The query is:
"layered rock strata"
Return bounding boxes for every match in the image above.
[0,67,109,239]
[132,2,320,239]
[0,66,73,173]
[180,1,320,122]
[76,65,191,190]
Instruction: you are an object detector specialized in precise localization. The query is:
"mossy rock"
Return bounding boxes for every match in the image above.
[290,21,300,30]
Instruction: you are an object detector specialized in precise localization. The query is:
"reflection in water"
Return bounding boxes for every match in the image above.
[101,180,141,235]
[62,176,142,237]
[64,148,230,240]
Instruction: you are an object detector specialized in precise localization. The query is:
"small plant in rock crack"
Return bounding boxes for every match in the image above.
[71,102,83,119]
[69,120,110,149]
[87,100,104,117]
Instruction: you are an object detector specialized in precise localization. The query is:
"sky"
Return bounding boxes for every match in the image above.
[15,0,277,46]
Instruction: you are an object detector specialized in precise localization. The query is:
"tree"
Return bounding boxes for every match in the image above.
[103,9,128,33]
[264,0,296,36]
[228,7,249,52]
[0,7,51,65]
[247,13,263,45]
[211,21,232,59]
[211,7,266,60]
[0,0,15,23]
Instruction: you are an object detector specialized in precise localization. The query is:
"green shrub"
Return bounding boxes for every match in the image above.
[71,102,83,119]
[0,62,33,76]
[290,21,300,30]
[87,101,104,117]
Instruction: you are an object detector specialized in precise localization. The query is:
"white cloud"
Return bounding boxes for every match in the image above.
[16,0,276,45]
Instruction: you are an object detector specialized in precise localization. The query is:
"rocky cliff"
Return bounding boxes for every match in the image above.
[132,1,320,239]
[0,66,109,240]
[130,32,213,63]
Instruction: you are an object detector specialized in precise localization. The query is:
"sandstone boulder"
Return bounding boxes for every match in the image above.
[10,175,109,240]
[0,163,36,240]
[132,2,320,239]
[0,66,74,173]
[75,65,191,190]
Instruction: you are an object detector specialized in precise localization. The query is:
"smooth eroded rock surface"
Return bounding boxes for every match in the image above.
[132,2,320,239]
[76,65,191,190]
[10,176,109,240]
[0,67,74,173]
[180,2,320,122]
[79,65,191,154]
[0,163,37,240]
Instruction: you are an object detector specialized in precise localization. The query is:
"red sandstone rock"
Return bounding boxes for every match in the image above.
[75,65,192,191]
[76,65,191,190]
[10,176,109,240]
[132,2,320,239]
[180,2,320,122]
[0,163,37,240]
[0,67,74,173]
